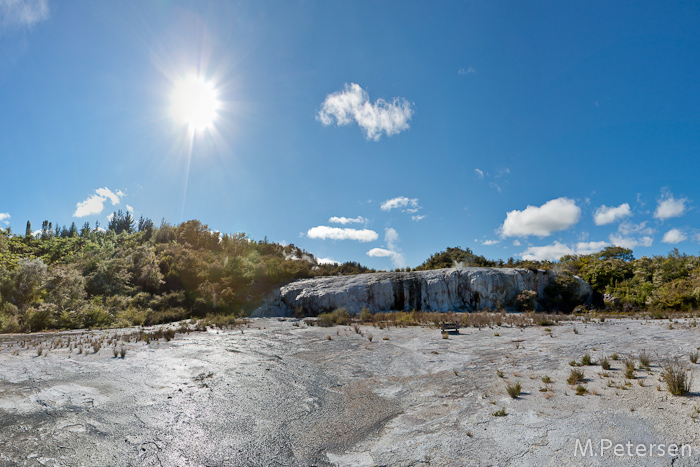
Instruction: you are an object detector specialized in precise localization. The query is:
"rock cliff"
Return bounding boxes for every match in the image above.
[253,267,592,317]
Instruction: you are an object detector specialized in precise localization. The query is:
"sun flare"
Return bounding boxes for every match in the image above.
[171,75,220,132]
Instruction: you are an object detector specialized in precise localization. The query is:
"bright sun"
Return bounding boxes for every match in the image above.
[171,75,220,132]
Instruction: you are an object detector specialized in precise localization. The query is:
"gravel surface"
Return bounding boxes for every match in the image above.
[1,317,699,466]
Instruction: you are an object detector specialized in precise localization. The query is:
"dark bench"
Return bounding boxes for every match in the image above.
[441,322,459,333]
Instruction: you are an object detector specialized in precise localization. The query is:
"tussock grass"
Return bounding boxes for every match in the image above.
[506,381,521,398]
[661,360,694,396]
[567,369,585,385]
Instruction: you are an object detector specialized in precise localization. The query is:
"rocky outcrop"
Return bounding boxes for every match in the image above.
[253,267,592,317]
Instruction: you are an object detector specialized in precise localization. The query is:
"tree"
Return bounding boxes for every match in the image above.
[25,221,32,238]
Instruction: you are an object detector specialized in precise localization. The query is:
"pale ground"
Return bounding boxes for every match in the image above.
[1,316,699,466]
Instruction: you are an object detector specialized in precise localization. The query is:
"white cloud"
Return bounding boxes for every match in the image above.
[106,213,115,222]
[380,196,420,212]
[512,239,521,246]
[367,248,394,258]
[521,242,575,261]
[575,241,610,255]
[520,240,609,261]
[317,83,414,141]
[306,226,378,242]
[483,239,499,246]
[618,221,653,236]
[366,248,405,268]
[126,204,134,213]
[500,197,581,237]
[365,228,405,267]
[0,212,9,225]
[0,0,49,29]
[328,216,366,225]
[609,234,653,249]
[654,194,688,221]
[73,187,125,218]
[316,257,340,265]
[458,67,476,75]
[411,215,426,222]
[662,228,687,244]
[593,203,632,225]
[474,168,484,179]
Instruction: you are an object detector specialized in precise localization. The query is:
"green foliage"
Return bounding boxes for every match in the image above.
[415,246,495,270]
[543,273,581,313]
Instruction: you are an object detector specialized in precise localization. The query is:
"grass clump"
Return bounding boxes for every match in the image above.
[567,369,585,385]
[493,407,507,417]
[317,308,351,327]
[690,349,698,364]
[600,356,611,370]
[581,354,593,366]
[661,360,694,396]
[624,359,636,379]
[541,375,552,384]
[575,384,587,396]
[638,350,651,369]
[506,381,521,398]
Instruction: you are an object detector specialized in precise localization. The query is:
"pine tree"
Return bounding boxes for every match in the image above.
[25,220,32,238]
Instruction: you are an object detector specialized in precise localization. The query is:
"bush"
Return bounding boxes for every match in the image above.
[601,357,611,370]
[567,369,585,385]
[317,308,351,327]
[638,350,651,369]
[506,381,521,398]
[581,354,593,366]
[360,307,372,323]
[661,360,693,396]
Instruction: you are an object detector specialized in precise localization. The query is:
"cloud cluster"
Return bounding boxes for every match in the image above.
[317,83,414,141]
[609,221,654,249]
[306,226,378,242]
[654,194,688,221]
[0,212,9,225]
[520,240,609,261]
[381,196,420,213]
[501,197,581,237]
[662,229,687,244]
[328,216,367,225]
[0,0,48,29]
[593,203,631,225]
[73,187,125,218]
[366,228,405,267]
[609,234,653,249]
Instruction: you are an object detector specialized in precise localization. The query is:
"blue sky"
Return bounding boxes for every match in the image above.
[2,1,700,268]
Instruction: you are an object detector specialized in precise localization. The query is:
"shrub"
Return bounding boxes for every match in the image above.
[360,307,372,323]
[567,369,585,385]
[691,350,699,364]
[493,408,507,417]
[638,350,651,369]
[600,357,611,370]
[541,376,552,384]
[661,360,693,396]
[581,354,593,366]
[575,385,587,396]
[119,346,126,358]
[506,381,521,398]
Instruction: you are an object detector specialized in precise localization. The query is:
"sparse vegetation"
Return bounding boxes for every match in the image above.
[506,381,521,398]
[567,369,585,385]
[690,349,698,364]
[600,356,611,370]
[638,350,651,369]
[581,354,593,366]
[575,384,587,396]
[661,360,694,396]
[493,408,507,417]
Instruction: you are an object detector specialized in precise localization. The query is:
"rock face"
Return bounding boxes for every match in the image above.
[253,267,592,317]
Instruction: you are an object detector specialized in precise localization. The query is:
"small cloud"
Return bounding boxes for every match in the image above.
[73,187,125,218]
[618,221,653,236]
[500,197,581,238]
[328,216,367,225]
[593,203,632,225]
[0,0,49,29]
[575,241,610,255]
[306,226,378,242]
[474,168,484,179]
[0,212,9,225]
[654,193,688,221]
[107,213,115,222]
[317,83,414,141]
[458,67,476,75]
[411,215,426,222]
[520,240,609,261]
[489,182,502,193]
[662,228,687,244]
[609,233,653,249]
[380,196,420,212]
[385,228,399,250]
[316,257,340,265]
[521,242,575,261]
[483,239,499,246]
[126,204,134,212]
[366,248,405,268]
[512,239,521,246]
